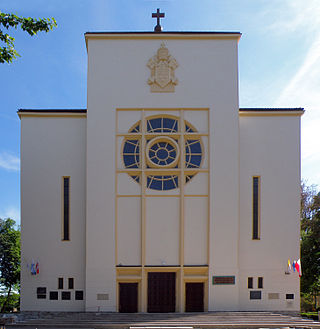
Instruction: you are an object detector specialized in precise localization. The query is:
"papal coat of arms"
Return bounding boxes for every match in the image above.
[147,43,178,92]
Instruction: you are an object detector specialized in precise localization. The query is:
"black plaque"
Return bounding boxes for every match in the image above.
[250,290,262,300]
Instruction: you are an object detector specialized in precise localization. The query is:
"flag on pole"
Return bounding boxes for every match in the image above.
[30,260,36,275]
[292,260,296,272]
[297,258,302,277]
[287,259,292,272]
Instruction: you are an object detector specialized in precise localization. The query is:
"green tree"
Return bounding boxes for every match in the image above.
[0,11,57,64]
[0,218,20,313]
[300,183,320,310]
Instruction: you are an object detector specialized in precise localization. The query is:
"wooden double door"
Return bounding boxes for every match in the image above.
[148,272,176,312]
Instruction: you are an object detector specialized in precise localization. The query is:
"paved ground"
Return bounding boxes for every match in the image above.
[4,312,320,329]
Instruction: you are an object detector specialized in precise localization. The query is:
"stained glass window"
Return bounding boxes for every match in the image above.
[123,139,140,169]
[147,175,179,190]
[147,117,178,133]
[122,115,203,191]
[185,140,202,168]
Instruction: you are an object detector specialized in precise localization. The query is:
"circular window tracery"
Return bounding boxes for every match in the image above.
[146,136,179,168]
[122,115,203,191]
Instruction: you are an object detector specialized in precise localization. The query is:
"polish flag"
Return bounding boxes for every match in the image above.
[296,259,302,277]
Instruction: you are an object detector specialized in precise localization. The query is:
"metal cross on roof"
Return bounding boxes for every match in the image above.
[152,8,165,32]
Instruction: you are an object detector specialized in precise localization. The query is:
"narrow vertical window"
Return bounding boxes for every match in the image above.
[252,176,260,240]
[58,278,63,289]
[248,277,253,289]
[258,277,263,289]
[63,177,70,240]
[68,278,74,289]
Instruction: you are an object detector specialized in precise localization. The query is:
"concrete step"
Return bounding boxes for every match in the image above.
[6,312,320,329]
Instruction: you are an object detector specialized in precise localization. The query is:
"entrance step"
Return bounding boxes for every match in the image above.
[130,327,193,329]
[6,312,320,329]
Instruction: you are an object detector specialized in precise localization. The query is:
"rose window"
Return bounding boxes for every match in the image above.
[122,115,203,191]
[147,137,179,168]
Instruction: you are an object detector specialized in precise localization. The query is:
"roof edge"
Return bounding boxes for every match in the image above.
[18,109,87,119]
[239,108,304,117]
[17,107,305,121]
[84,31,241,49]
[239,107,304,112]
[18,109,87,113]
[85,31,241,35]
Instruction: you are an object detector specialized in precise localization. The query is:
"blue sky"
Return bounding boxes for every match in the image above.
[1,0,320,224]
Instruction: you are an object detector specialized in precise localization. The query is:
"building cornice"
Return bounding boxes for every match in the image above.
[84,31,241,50]
[17,109,87,119]
[239,108,304,117]
[17,108,305,119]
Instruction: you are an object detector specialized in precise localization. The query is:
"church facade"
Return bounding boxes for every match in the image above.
[19,30,303,312]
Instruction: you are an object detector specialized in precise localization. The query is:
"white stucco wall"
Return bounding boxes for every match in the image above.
[20,116,86,311]
[86,34,240,311]
[117,197,141,265]
[184,197,208,265]
[239,114,301,311]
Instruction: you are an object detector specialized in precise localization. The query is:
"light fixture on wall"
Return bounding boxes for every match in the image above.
[161,260,166,265]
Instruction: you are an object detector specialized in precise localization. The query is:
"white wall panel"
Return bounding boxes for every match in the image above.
[146,197,180,265]
[184,110,208,133]
[184,197,208,264]
[117,197,141,265]
[145,110,180,118]
[117,110,141,134]
[118,173,141,195]
[185,172,208,195]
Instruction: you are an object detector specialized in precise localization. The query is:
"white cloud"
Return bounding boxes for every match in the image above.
[271,2,320,189]
[0,152,20,171]
[275,35,320,108]
[0,206,20,224]
[267,0,320,35]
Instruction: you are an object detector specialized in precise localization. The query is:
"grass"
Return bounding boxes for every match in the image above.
[301,312,319,320]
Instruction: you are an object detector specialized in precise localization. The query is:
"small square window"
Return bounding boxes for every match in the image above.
[58,277,63,289]
[68,278,74,289]
[248,277,253,289]
[37,287,46,294]
[258,277,263,289]
[50,291,58,300]
[250,290,261,300]
[75,290,84,300]
[61,291,71,300]
[36,287,46,299]
[286,293,294,300]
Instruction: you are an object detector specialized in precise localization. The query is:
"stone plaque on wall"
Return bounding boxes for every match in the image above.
[212,276,235,285]
[97,293,109,300]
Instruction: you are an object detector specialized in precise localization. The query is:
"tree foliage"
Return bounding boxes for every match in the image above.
[300,183,320,310]
[0,11,57,63]
[0,218,20,313]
